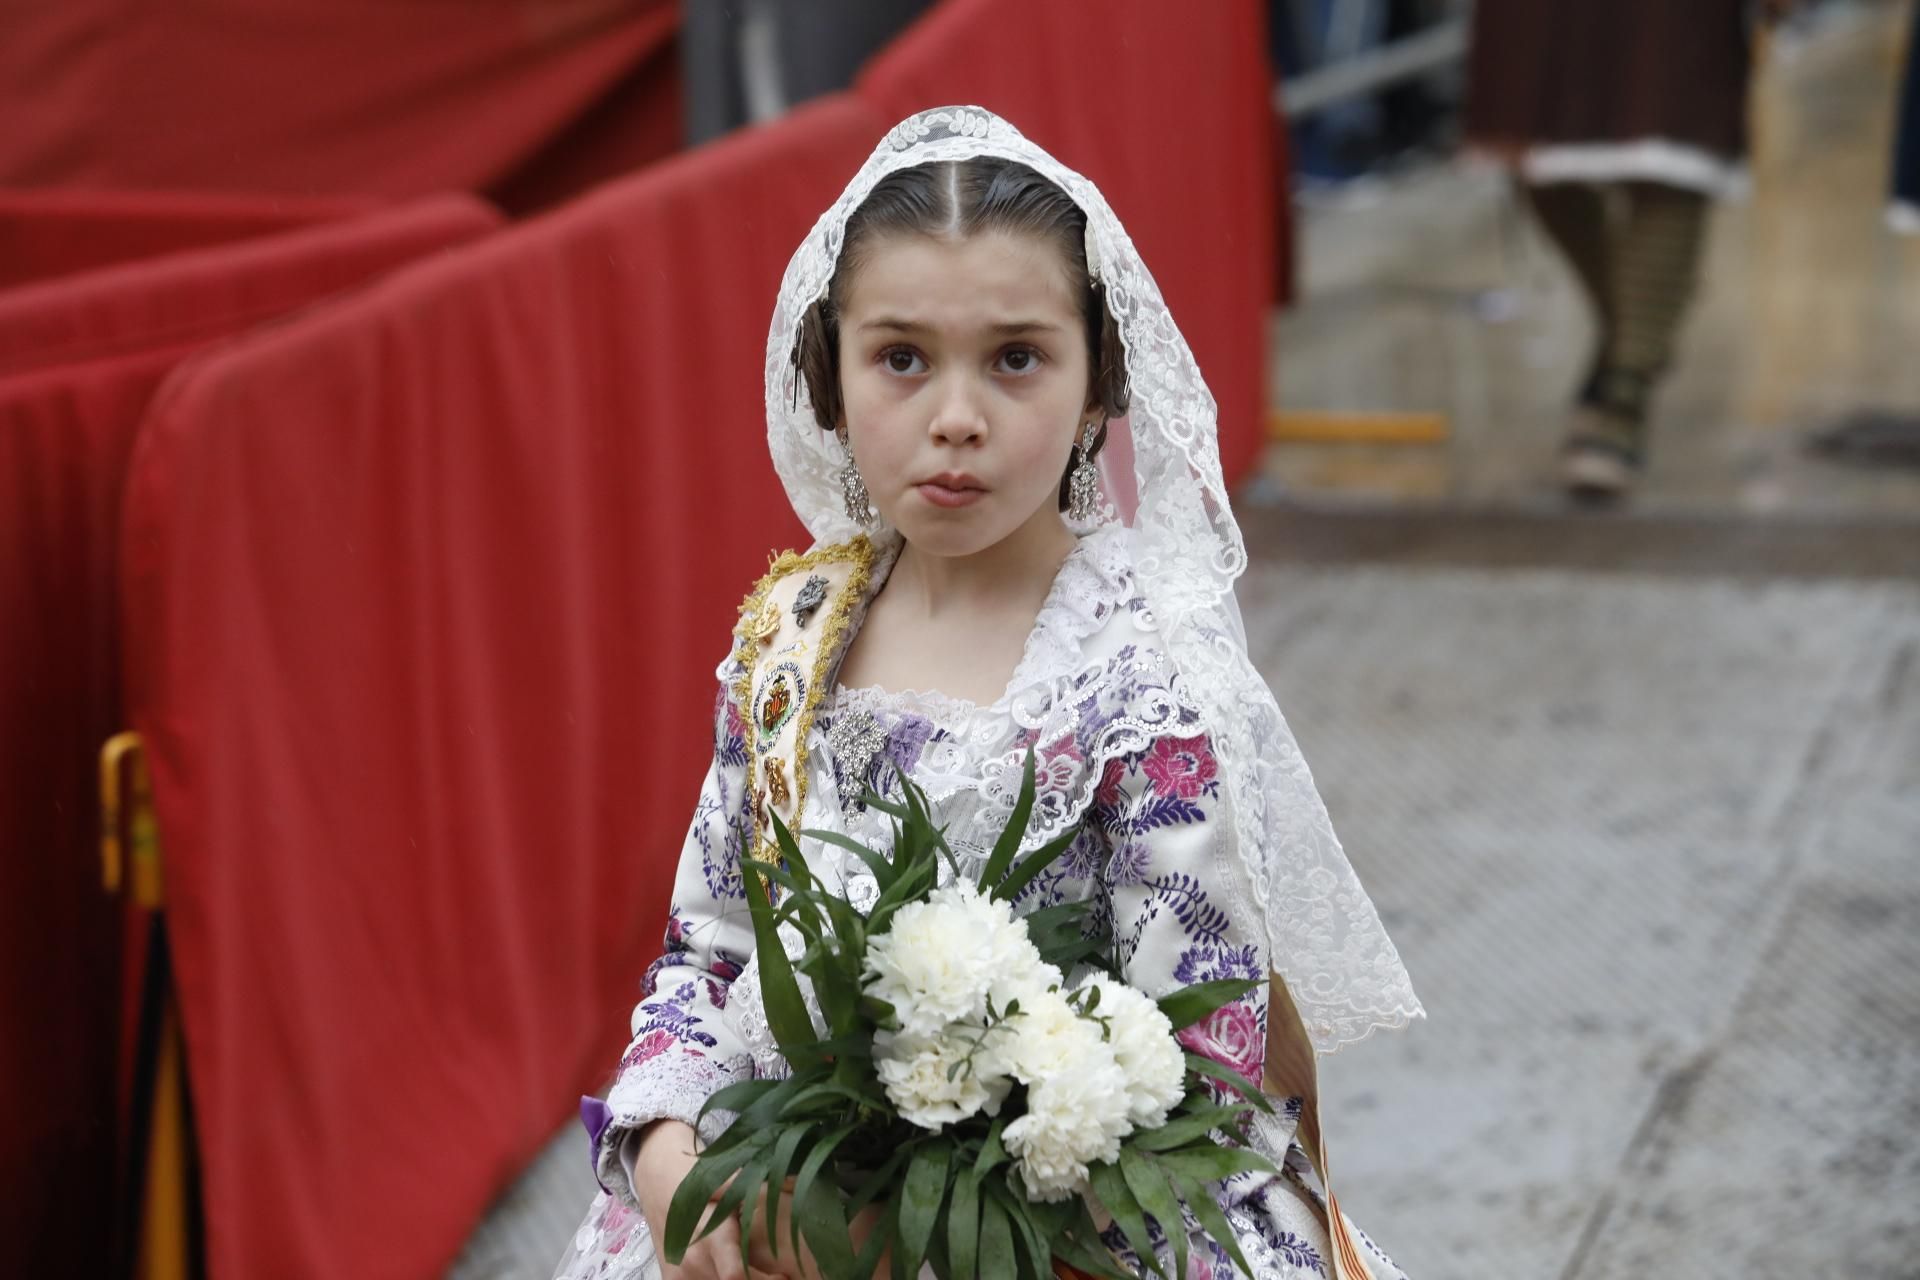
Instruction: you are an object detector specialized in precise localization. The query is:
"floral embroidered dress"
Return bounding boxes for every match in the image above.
[553,528,1409,1280]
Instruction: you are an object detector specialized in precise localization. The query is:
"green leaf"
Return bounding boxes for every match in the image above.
[1021,900,1110,974]
[741,859,821,1064]
[1154,979,1258,1031]
[788,1125,853,1262]
[1169,1169,1259,1280]
[1120,1147,1188,1280]
[800,828,897,889]
[1088,1161,1164,1280]
[977,1187,1018,1280]
[972,1116,1009,1179]
[851,1214,891,1280]
[898,1142,951,1279]
[980,749,1038,892]
[1154,1144,1276,1183]
[793,1158,857,1278]
[1180,1052,1274,1111]
[1058,1199,1137,1280]
[946,1163,980,1280]
[774,1080,872,1121]
[991,1180,1052,1280]
[1129,1104,1245,1152]
[768,809,816,885]
[709,1150,771,1272]
[990,820,1083,906]
[756,1125,810,1265]
[858,791,909,820]
[847,1145,911,1217]
[661,1136,760,1261]
[695,1077,782,1138]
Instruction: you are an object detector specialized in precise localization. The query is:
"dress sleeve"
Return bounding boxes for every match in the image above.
[589,680,759,1205]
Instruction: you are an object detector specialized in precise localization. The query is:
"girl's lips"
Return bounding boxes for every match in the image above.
[916,481,986,509]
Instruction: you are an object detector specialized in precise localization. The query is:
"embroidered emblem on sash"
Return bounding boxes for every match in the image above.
[731,536,877,865]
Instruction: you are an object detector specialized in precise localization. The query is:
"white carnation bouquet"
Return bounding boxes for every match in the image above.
[661,754,1278,1280]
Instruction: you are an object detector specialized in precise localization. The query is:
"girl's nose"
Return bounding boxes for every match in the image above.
[927,376,988,446]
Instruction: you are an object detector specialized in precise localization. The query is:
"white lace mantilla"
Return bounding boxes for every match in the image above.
[757,106,1421,1053]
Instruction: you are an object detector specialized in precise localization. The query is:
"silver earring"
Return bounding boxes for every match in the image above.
[837,427,873,525]
[1067,427,1101,523]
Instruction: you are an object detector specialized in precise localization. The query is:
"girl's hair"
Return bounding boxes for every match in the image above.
[791,158,1131,512]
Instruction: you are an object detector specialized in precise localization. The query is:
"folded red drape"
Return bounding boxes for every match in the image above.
[0,189,382,292]
[0,196,502,379]
[120,95,877,1280]
[0,195,499,1272]
[0,0,681,213]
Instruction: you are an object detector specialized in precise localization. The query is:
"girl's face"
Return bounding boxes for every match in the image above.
[836,229,1093,560]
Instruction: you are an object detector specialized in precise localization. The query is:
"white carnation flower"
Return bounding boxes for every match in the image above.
[864,880,1047,1036]
[1075,976,1188,1130]
[874,1024,1012,1130]
[995,987,1107,1085]
[1002,1063,1133,1202]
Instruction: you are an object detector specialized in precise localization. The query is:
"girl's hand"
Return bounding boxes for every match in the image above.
[633,1121,794,1280]
[633,1121,892,1279]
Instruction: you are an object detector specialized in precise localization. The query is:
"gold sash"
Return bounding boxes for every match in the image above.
[732,537,876,865]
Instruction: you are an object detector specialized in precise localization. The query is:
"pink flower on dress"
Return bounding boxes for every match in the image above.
[1142,736,1217,800]
[1094,756,1126,809]
[620,1028,677,1071]
[1187,1253,1216,1280]
[1176,1000,1263,1082]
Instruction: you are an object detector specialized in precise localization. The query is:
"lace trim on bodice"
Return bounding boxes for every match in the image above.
[822,526,1207,857]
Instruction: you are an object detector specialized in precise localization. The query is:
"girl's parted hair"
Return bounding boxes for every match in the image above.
[791,158,1131,511]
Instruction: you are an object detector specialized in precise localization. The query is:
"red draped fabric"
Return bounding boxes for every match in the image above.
[0,0,681,215]
[0,189,382,292]
[1,196,502,379]
[0,195,500,1272]
[857,0,1277,481]
[119,96,877,1280]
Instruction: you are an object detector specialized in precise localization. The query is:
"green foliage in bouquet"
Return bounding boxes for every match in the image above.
[662,752,1276,1280]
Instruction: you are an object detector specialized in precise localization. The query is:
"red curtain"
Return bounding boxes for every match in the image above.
[857,0,1277,481]
[0,189,382,292]
[0,195,500,1273]
[119,96,878,1280]
[1,196,502,379]
[0,0,681,215]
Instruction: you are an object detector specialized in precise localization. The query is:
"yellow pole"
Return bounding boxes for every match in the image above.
[101,732,193,1278]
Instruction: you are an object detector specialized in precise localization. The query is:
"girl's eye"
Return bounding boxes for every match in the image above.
[996,346,1043,375]
[882,347,927,375]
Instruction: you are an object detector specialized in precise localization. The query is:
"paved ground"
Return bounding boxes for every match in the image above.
[1243,533,1920,1280]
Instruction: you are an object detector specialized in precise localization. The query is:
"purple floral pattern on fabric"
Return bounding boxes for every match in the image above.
[1271,1232,1327,1273]
[1174,942,1263,986]
[883,713,937,776]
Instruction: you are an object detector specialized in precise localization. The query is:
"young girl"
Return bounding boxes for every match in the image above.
[555,106,1422,1280]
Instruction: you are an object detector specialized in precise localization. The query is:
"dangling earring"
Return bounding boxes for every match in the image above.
[837,426,873,525]
[1067,425,1101,523]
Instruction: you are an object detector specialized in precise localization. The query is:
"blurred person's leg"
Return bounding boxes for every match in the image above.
[1522,180,1614,346]
[1561,180,1709,500]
